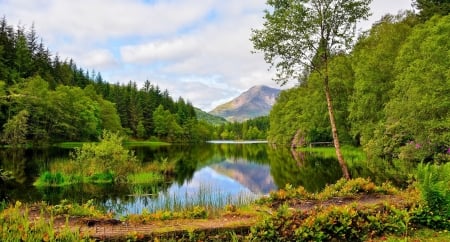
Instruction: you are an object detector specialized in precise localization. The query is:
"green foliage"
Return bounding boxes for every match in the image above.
[412,163,450,229]
[127,172,164,185]
[153,104,183,141]
[265,12,448,166]
[35,130,140,186]
[195,107,228,126]
[2,109,29,146]
[251,0,371,84]
[215,116,269,140]
[249,200,410,241]
[0,201,89,241]
[367,15,450,161]
[268,55,354,145]
[70,130,139,183]
[413,0,450,21]
[349,12,417,146]
[0,19,202,143]
[50,199,105,217]
[259,178,397,206]
[35,171,66,186]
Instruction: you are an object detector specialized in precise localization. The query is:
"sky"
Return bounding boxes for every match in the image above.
[0,0,414,111]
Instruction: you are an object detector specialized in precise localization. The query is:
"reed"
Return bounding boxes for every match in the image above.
[130,184,258,217]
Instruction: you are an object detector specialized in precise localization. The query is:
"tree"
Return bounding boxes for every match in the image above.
[251,0,371,179]
[2,109,29,146]
[152,104,182,141]
[349,13,416,146]
[413,0,450,21]
[367,15,450,162]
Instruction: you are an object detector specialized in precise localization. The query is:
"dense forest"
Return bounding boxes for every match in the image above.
[269,11,449,163]
[0,16,273,144]
[0,17,221,144]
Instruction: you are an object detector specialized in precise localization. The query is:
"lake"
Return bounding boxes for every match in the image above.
[0,142,415,215]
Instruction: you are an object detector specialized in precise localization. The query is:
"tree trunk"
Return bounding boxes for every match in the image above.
[323,66,351,180]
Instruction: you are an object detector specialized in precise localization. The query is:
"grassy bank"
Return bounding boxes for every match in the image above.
[3,175,450,241]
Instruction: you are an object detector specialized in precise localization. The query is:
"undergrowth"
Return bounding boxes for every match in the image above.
[0,201,91,241]
[249,167,450,241]
[258,177,398,206]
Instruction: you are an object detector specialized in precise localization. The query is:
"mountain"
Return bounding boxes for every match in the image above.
[194,108,228,125]
[209,85,280,122]
[210,161,276,194]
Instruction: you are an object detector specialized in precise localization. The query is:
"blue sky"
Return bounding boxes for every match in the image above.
[1,0,413,111]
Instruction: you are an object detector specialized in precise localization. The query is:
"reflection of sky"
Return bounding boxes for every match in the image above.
[169,167,252,196]
[118,167,259,215]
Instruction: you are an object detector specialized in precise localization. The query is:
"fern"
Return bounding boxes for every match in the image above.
[415,162,450,228]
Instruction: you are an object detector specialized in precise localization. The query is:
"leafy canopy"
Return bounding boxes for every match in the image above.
[251,0,372,84]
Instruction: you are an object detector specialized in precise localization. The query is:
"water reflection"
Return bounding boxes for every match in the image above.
[268,147,344,192]
[119,166,259,215]
[0,143,416,214]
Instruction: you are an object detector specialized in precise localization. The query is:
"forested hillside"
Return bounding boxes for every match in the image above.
[0,17,210,144]
[269,12,449,163]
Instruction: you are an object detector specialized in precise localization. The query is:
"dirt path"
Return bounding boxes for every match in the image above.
[79,215,257,241]
[28,194,398,241]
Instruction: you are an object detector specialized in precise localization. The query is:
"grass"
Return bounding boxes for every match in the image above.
[54,142,89,148]
[127,172,164,184]
[299,145,367,163]
[123,141,170,147]
[125,184,258,218]
[0,201,90,241]
[34,171,165,187]
[372,228,450,241]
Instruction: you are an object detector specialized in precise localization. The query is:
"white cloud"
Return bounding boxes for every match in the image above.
[2,0,214,40]
[80,49,118,69]
[121,36,198,64]
[0,0,413,111]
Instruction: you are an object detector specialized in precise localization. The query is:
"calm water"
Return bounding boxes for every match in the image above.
[0,143,415,214]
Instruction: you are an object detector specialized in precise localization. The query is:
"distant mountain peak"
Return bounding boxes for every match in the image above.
[209,85,280,122]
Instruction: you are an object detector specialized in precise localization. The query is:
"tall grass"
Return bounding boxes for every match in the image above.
[0,201,89,241]
[125,184,257,217]
[127,172,164,185]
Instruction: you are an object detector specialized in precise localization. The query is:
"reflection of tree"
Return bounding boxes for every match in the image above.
[267,146,343,193]
[214,143,269,164]
[348,158,415,188]
[0,148,27,184]
[269,146,417,192]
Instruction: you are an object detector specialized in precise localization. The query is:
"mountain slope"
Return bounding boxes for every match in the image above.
[209,85,280,122]
[195,108,228,125]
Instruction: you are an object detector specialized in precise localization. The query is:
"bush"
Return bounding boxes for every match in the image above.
[248,202,410,241]
[70,130,139,183]
[411,163,450,229]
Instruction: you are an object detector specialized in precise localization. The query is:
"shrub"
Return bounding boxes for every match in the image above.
[249,203,410,241]
[35,131,141,186]
[411,162,450,229]
[71,130,139,183]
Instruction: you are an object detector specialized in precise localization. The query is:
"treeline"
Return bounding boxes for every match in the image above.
[270,12,449,162]
[215,116,269,140]
[0,17,212,144]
